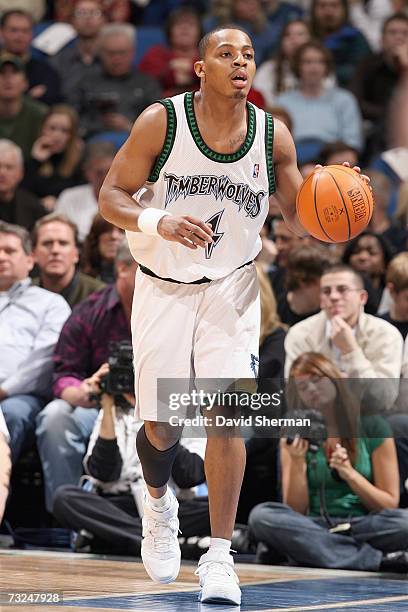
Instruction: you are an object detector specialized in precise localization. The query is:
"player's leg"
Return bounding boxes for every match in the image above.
[131,269,198,583]
[194,264,260,605]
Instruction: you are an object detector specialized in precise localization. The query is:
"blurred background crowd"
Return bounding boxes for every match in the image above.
[0,0,408,573]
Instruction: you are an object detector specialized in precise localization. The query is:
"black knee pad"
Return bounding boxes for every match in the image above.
[136,425,180,488]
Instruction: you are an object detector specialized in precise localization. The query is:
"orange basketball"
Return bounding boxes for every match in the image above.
[296,165,374,243]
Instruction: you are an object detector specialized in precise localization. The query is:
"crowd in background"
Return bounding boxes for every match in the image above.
[0,0,408,572]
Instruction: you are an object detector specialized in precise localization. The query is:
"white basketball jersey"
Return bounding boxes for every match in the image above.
[126,91,276,282]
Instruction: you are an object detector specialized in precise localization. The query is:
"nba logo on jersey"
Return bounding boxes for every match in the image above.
[253,163,260,178]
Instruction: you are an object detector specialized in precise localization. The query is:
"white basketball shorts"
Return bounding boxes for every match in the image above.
[131,263,260,421]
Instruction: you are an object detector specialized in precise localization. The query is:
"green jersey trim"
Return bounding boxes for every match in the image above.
[148,99,177,183]
[265,112,276,195]
[184,91,256,163]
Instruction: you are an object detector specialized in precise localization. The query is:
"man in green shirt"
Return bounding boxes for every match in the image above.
[31,213,105,308]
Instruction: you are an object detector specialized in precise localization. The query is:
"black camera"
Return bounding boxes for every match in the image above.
[282,409,327,453]
[90,341,134,408]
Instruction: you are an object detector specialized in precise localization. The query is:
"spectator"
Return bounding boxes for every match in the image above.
[350,0,403,52]
[53,393,209,555]
[256,219,277,274]
[395,181,408,249]
[237,264,287,522]
[55,141,116,242]
[367,170,407,253]
[0,407,11,524]
[0,55,47,159]
[81,213,124,284]
[35,240,136,512]
[351,13,408,159]
[380,252,408,340]
[75,23,160,137]
[32,213,105,308]
[275,42,363,158]
[318,140,359,167]
[249,352,408,573]
[278,244,334,326]
[254,18,336,107]
[0,9,61,106]
[139,6,201,97]
[257,262,287,391]
[0,221,70,463]
[50,0,105,105]
[204,0,279,65]
[310,0,371,87]
[284,264,403,410]
[262,1,304,42]
[22,105,84,212]
[268,216,304,302]
[0,139,45,230]
[342,231,394,314]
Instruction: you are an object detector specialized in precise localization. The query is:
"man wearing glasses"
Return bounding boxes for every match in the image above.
[284,263,403,410]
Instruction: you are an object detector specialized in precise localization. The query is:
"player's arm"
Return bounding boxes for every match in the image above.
[99,103,212,249]
[269,119,305,237]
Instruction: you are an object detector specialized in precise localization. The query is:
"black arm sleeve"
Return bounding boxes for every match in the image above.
[87,437,123,482]
[171,445,205,489]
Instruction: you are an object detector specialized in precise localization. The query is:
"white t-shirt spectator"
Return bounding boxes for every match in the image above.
[55,185,98,243]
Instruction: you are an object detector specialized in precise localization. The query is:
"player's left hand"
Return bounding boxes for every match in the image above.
[314,162,370,185]
[340,161,370,185]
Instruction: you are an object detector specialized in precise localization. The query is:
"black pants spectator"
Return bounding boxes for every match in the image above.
[53,485,210,555]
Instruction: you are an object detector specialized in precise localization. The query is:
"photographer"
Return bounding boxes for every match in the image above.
[35,241,136,513]
[53,388,210,556]
[249,352,408,572]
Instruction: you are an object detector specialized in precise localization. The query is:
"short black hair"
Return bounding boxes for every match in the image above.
[198,24,251,60]
[321,263,365,289]
[0,9,33,28]
[342,231,395,269]
[382,12,408,35]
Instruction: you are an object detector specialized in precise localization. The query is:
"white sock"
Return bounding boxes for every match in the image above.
[209,537,231,555]
[147,489,171,512]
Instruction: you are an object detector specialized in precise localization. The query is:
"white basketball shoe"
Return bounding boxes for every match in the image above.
[141,489,181,584]
[195,549,241,605]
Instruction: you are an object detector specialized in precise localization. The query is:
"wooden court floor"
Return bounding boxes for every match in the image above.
[0,549,407,611]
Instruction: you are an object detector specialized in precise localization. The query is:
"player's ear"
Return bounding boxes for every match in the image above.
[194,60,205,80]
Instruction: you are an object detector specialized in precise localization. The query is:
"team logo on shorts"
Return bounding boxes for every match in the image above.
[250,354,259,378]
[253,163,260,178]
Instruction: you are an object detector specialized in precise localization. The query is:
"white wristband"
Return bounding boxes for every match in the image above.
[137,208,171,236]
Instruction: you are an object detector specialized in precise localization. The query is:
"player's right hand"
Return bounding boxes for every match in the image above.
[157,215,213,250]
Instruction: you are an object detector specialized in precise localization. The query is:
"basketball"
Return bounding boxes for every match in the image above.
[296,165,374,243]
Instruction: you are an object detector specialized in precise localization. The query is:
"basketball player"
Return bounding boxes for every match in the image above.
[99,26,306,606]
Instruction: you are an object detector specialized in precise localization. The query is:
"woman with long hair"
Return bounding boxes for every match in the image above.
[23,104,83,210]
[257,262,287,389]
[253,19,311,107]
[81,213,124,284]
[275,41,363,159]
[249,352,408,572]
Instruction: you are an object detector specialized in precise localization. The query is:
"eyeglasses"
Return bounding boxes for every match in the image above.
[320,285,361,296]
